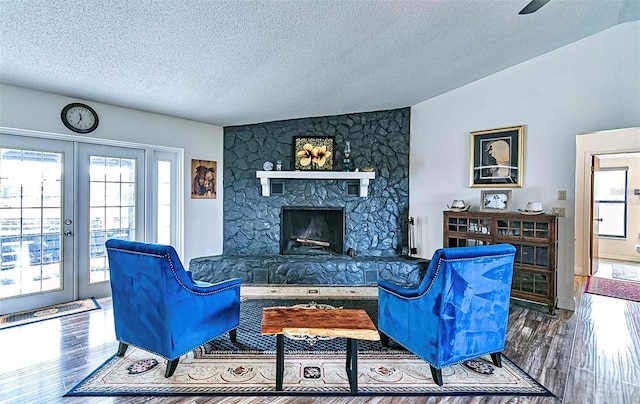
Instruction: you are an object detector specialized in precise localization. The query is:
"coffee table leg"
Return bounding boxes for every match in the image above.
[345,338,358,394]
[276,334,284,391]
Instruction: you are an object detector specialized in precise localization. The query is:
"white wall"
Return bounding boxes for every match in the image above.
[598,153,640,262]
[0,84,224,263]
[410,21,640,311]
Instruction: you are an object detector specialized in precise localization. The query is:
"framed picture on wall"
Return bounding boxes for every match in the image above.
[293,136,334,170]
[191,159,217,199]
[470,125,524,188]
[480,190,512,212]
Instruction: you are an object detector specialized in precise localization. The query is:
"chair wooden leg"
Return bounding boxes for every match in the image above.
[491,352,502,368]
[379,331,390,347]
[165,358,179,378]
[229,328,237,343]
[430,365,443,386]
[116,342,128,356]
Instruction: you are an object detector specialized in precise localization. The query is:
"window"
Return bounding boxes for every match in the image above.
[150,150,180,250]
[157,160,172,244]
[594,168,628,238]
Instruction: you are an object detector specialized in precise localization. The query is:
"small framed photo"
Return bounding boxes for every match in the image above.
[293,136,334,170]
[480,190,512,212]
[470,125,524,188]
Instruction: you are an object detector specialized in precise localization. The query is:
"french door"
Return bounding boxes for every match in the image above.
[0,136,75,314]
[76,144,145,299]
[0,133,178,314]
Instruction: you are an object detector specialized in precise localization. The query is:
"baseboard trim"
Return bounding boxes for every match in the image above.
[557,296,576,311]
[598,254,640,263]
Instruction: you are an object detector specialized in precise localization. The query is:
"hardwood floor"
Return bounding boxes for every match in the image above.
[1,277,639,403]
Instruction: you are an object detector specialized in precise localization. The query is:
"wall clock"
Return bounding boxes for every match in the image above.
[61,103,99,133]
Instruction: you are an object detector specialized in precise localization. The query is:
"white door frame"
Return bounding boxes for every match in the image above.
[1,127,183,310]
[575,127,640,276]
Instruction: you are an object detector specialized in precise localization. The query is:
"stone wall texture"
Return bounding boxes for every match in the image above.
[223,107,410,256]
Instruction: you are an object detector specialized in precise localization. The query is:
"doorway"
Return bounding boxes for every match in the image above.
[591,152,640,282]
[575,128,640,278]
[0,132,180,314]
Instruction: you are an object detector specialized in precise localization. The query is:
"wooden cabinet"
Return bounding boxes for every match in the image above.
[443,210,558,314]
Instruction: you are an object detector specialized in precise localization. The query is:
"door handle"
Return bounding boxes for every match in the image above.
[594,218,603,222]
[64,231,73,236]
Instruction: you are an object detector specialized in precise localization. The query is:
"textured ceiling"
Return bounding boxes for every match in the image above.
[1,1,638,127]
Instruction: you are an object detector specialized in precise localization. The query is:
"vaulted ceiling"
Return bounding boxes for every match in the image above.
[1,1,638,126]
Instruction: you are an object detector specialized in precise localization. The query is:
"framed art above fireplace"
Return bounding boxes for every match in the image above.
[293,136,335,170]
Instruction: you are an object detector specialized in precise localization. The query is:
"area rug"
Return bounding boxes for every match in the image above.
[585,276,640,302]
[66,298,553,398]
[0,298,101,330]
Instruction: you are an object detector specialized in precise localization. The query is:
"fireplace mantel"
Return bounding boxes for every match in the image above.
[256,171,376,197]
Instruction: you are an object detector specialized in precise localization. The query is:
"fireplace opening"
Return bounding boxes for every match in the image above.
[280,207,345,255]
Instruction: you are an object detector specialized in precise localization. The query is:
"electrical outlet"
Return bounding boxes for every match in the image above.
[552,207,565,217]
[558,190,567,200]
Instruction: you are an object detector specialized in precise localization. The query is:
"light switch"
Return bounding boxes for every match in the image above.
[558,190,567,200]
[552,207,565,217]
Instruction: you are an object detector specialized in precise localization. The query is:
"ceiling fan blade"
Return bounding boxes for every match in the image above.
[519,0,551,14]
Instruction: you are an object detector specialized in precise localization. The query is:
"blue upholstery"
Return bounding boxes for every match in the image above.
[378,244,516,385]
[105,239,241,377]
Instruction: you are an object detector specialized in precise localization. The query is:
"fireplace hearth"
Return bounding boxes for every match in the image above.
[280,207,344,255]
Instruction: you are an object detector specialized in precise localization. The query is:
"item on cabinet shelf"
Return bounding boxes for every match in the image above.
[447,199,470,212]
[518,201,546,215]
[361,167,374,172]
[343,141,352,171]
[480,190,512,212]
[276,160,282,171]
[263,161,274,171]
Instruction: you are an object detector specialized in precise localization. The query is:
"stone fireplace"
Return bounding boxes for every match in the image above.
[280,207,344,255]
[221,107,411,258]
[188,107,424,287]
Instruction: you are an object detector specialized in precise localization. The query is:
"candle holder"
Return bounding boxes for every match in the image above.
[343,141,351,171]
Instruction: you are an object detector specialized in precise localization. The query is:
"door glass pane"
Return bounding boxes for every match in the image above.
[88,156,136,284]
[597,202,626,237]
[157,160,171,245]
[594,170,626,201]
[594,168,627,238]
[0,148,63,299]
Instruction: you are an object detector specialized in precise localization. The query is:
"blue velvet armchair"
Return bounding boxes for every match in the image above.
[378,244,516,386]
[105,239,241,377]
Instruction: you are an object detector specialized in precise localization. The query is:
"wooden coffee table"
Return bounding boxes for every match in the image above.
[261,307,379,394]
